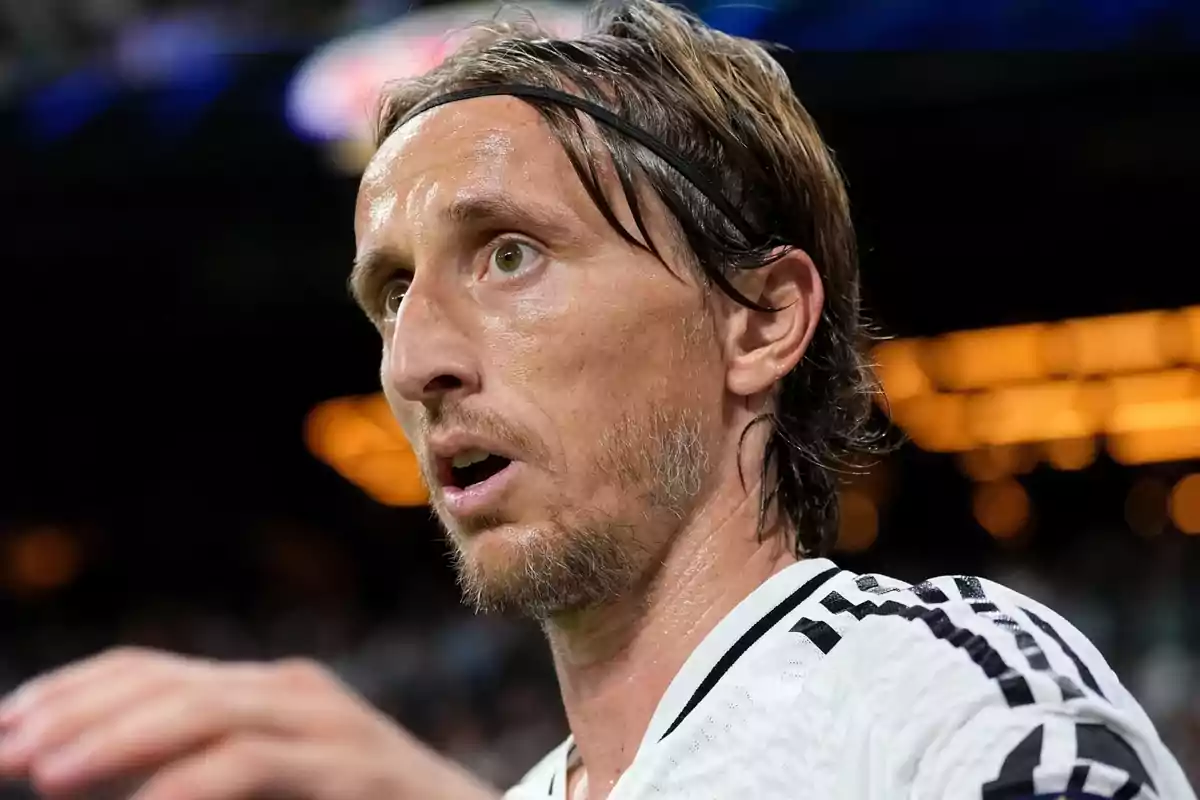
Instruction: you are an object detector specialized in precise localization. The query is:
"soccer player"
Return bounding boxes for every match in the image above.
[0,1,1193,798]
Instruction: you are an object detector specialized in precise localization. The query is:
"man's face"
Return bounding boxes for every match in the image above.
[353,97,729,617]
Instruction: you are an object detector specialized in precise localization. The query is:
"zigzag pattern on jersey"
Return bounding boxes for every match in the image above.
[789,574,1157,798]
[790,574,1088,707]
[1022,606,1106,699]
[952,575,1086,704]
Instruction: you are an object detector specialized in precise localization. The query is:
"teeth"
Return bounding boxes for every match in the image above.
[451,449,491,469]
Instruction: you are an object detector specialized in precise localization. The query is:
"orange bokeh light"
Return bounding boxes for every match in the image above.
[1169,474,1200,535]
[305,395,427,506]
[972,479,1030,540]
[836,489,878,553]
[5,527,82,592]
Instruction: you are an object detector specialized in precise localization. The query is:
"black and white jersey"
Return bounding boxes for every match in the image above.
[506,559,1195,799]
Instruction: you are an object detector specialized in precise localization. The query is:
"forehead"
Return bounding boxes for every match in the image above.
[355,96,587,239]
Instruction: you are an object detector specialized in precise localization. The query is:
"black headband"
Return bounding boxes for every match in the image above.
[399,83,761,244]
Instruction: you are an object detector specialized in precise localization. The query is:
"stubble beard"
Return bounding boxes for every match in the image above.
[439,404,712,619]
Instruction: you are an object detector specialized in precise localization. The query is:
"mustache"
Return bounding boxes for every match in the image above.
[417,404,549,467]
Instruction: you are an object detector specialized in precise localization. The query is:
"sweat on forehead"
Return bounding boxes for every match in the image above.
[363,97,539,190]
[355,96,674,254]
[357,99,544,238]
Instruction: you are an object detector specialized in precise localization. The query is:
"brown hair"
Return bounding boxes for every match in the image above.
[373,0,887,557]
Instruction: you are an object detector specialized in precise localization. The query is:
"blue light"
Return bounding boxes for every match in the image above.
[146,57,233,136]
[702,2,779,38]
[25,67,118,143]
[115,12,237,136]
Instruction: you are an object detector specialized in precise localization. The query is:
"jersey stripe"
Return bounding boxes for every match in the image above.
[815,591,1036,707]
[820,592,906,620]
[854,574,901,595]
[1022,607,1107,699]
[910,580,951,604]
[795,578,1090,709]
[658,565,840,741]
[955,575,987,601]
[967,602,1085,703]
[790,617,841,654]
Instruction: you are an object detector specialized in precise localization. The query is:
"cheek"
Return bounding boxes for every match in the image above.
[477,275,581,388]
[570,299,716,394]
[487,311,662,406]
[496,301,720,432]
[477,262,720,448]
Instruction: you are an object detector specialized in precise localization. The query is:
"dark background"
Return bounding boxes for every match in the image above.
[1,0,1198,789]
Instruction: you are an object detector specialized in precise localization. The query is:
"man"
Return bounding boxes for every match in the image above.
[0,1,1193,798]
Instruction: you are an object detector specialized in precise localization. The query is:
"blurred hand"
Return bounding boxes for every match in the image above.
[0,648,502,800]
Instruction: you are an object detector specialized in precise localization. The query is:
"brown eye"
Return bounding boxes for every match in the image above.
[489,240,535,275]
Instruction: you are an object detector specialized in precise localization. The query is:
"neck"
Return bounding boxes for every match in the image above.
[545,474,797,800]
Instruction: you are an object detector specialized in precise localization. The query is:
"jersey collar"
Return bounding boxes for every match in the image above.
[545,557,840,797]
[634,557,840,752]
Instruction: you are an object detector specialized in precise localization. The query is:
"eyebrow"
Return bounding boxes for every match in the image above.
[439,194,580,242]
[350,193,584,306]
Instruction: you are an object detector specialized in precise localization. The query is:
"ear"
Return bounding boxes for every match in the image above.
[721,249,824,398]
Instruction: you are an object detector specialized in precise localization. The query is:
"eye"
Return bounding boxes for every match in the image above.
[487,240,540,277]
[381,276,412,317]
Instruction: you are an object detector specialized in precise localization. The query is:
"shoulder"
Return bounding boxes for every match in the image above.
[684,563,1129,728]
[778,569,1192,798]
[789,569,1128,709]
[767,567,1151,755]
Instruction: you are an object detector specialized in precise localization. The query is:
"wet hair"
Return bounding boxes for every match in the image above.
[373,0,889,556]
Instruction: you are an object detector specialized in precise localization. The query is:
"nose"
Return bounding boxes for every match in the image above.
[385,288,481,405]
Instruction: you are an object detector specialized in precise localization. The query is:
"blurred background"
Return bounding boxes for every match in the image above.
[2,0,1200,792]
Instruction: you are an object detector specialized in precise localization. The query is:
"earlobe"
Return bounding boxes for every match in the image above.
[724,249,824,398]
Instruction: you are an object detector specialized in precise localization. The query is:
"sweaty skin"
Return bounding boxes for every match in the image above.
[355,97,824,799]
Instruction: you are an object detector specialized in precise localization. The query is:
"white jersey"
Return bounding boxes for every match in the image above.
[506,559,1195,800]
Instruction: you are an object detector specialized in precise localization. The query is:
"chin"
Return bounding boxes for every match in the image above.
[450,517,535,570]
[446,514,643,618]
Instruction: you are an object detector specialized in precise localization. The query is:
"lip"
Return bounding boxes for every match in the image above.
[426,431,520,464]
[440,459,521,518]
[425,430,524,518]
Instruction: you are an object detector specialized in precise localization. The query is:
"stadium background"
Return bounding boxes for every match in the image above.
[1,0,1199,792]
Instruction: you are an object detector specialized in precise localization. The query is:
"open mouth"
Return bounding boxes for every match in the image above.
[441,449,513,490]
